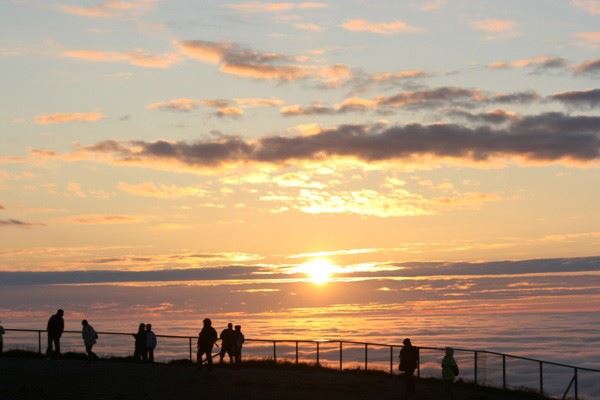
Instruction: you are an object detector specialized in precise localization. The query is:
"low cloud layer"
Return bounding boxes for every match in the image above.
[35,112,600,168]
[147,97,283,118]
[34,111,105,125]
[59,0,156,18]
[341,19,423,34]
[551,89,600,108]
[0,219,43,228]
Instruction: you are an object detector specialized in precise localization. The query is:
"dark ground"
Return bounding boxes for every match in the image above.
[0,354,549,400]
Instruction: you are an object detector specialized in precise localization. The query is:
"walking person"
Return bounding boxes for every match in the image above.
[145,324,157,363]
[442,347,459,400]
[399,338,419,399]
[46,309,64,358]
[0,320,5,355]
[219,323,235,364]
[197,318,217,370]
[133,323,147,361]
[81,320,98,360]
[233,325,245,365]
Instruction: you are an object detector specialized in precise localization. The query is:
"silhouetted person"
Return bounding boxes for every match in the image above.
[442,347,459,400]
[219,323,235,363]
[0,320,4,355]
[81,320,98,360]
[197,318,217,370]
[145,324,157,363]
[46,309,64,357]
[233,325,244,365]
[133,323,146,361]
[399,338,419,399]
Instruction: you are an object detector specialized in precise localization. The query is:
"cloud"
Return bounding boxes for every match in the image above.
[489,56,568,72]
[147,97,284,117]
[118,181,207,198]
[226,2,328,12]
[418,0,446,11]
[341,19,424,34]
[448,109,518,124]
[573,59,600,76]
[348,69,432,91]
[34,111,104,125]
[0,219,44,228]
[37,112,600,170]
[0,204,4,209]
[67,182,86,198]
[550,89,600,109]
[280,87,540,116]
[62,49,180,69]
[59,0,156,18]
[571,0,600,14]
[470,19,518,40]
[574,31,600,47]
[58,214,147,224]
[293,23,322,32]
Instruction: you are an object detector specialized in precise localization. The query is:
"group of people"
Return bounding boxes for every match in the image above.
[399,338,459,399]
[196,319,245,369]
[133,323,158,362]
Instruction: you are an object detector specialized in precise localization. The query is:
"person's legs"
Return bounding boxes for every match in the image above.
[406,370,415,397]
[148,348,154,363]
[219,347,226,363]
[54,337,61,357]
[205,349,213,370]
[47,335,53,356]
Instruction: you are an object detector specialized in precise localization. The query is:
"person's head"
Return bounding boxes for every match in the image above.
[235,325,241,332]
[203,318,212,327]
[403,338,412,347]
[57,309,64,317]
[138,323,145,331]
[146,324,152,331]
[228,323,233,329]
[445,347,454,356]
[81,319,88,326]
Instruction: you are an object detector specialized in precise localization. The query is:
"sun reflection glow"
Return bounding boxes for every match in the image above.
[300,258,336,285]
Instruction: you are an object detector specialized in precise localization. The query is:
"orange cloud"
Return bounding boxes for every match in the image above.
[60,0,156,18]
[58,214,147,224]
[574,32,600,47]
[341,19,424,34]
[226,2,328,12]
[571,0,600,14]
[118,181,207,199]
[471,19,518,39]
[62,49,179,69]
[34,111,104,125]
[488,56,568,71]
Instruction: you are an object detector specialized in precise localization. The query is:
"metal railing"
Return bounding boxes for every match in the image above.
[4,328,599,399]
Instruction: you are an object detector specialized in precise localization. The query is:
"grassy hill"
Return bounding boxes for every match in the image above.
[0,351,549,400]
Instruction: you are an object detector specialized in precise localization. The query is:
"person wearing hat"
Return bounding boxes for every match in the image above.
[399,338,419,398]
[197,318,218,370]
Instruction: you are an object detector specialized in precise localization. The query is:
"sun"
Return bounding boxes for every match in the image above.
[300,258,336,285]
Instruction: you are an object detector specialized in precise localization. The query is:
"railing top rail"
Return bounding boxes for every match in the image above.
[5,328,600,373]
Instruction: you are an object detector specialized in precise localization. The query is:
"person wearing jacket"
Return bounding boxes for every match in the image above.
[197,318,217,370]
[81,320,98,360]
[233,325,245,365]
[133,323,146,361]
[145,324,157,363]
[399,338,419,399]
[46,309,64,357]
[442,347,459,399]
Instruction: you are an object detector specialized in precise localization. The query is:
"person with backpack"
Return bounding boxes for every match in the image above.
[442,347,459,399]
[399,338,419,399]
[81,320,98,360]
[197,318,218,370]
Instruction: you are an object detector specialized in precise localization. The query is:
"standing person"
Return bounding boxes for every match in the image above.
[219,323,235,364]
[399,338,419,399]
[197,318,217,370]
[81,320,98,360]
[233,325,244,365]
[145,324,157,363]
[441,347,459,400]
[46,309,64,358]
[133,323,146,361]
[0,320,5,355]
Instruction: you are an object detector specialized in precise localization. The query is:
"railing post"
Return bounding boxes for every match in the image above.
[389,346,393,375]
[339,342,343,371]
[474,351,478,384]
[295,341,299,364]
[364,343,368,371]
[574,368,578,400]
[316,342,320,365]
[539,361,544,395]
[38,330,42,354]
[502,355,506,389]
[188,337,192,361]
[273,341,277,362]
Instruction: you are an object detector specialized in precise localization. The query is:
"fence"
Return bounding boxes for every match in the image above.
[4,328,600,399]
